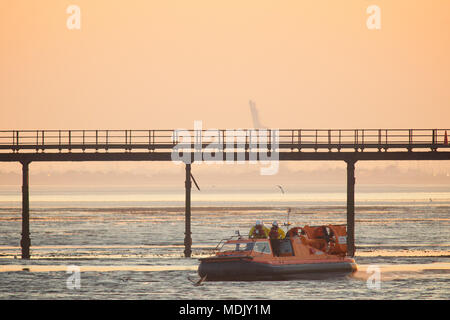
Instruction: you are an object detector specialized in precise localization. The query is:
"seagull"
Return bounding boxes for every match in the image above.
[276,185,285,194]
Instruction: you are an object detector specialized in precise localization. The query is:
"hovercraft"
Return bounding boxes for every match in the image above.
[198,224,357,281]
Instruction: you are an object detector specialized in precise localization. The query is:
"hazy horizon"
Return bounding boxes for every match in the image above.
[0,161,449,187]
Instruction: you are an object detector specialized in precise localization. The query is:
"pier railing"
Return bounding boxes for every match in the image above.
[0,129,448,152]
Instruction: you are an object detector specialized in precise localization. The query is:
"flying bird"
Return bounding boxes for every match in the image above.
[276,185,285,194]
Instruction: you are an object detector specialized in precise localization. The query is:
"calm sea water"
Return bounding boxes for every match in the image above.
[0,185,449,299]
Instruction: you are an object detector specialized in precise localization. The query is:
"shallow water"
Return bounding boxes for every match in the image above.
[0,186,449,299]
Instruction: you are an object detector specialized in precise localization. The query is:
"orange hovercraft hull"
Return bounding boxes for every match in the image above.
[198,225,357,281]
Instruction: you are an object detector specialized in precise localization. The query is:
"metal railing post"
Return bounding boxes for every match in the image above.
[298,130,301,149]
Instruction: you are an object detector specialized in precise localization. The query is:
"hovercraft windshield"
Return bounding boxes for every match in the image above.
[219,241,254,253]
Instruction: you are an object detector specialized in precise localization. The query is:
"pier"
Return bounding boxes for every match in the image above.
[0,128,449,258]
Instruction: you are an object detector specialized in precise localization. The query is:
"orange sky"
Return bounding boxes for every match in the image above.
[0,1,449,181]
[1,0,449,130]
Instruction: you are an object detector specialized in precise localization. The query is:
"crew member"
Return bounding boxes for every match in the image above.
[268,221,285,257]
[268,221,286,239]
[313,226,329,252]
[249,220,269,239]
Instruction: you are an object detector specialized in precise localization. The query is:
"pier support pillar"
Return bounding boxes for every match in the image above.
[184,163,192,258]
[21,161,31,259]
[346,160,356,257]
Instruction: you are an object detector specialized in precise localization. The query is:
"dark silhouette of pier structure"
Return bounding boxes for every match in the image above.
[1,128,449,259]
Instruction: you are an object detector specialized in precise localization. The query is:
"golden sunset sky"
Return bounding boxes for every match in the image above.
[0,1,449,183]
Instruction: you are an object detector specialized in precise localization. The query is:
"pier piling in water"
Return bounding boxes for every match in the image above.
[346,160,356,257]
[184,163,192,258]
[21,161,31,259]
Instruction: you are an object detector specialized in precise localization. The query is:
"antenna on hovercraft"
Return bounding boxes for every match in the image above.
[283,208,292,231]
[276,184,291,231]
